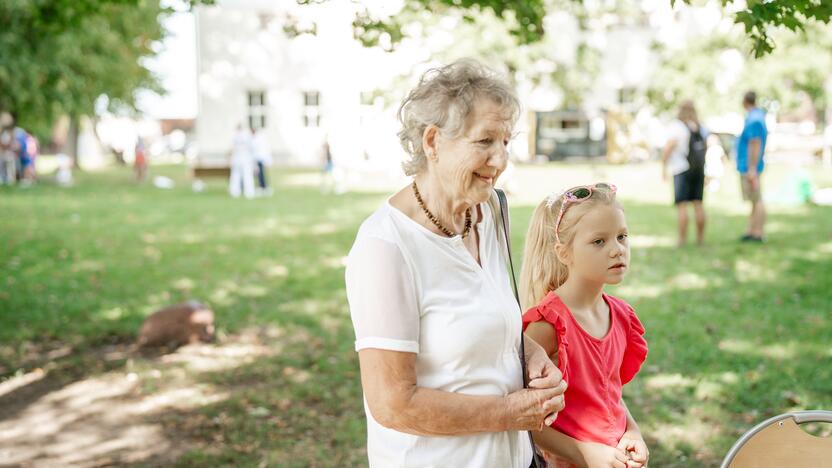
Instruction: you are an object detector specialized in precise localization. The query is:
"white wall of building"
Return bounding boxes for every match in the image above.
[195,0,729,166]
[196,0,409,168]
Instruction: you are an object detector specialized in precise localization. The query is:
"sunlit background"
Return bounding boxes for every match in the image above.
[1,0,831,466]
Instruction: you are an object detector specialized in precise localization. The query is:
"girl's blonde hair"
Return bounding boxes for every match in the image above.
[519,184,620,310]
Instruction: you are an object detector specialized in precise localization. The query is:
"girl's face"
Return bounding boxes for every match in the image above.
[432,98,512,205]
[560,204,630,285]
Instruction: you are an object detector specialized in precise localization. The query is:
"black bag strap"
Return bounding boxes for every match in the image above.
[494,188,545,468]
[495,190,520,315]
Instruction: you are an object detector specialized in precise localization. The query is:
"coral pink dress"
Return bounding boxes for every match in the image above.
[522,292,648,468]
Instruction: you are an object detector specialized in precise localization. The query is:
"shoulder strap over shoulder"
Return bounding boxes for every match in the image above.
[494,188,546,468]
[494,189,519,303]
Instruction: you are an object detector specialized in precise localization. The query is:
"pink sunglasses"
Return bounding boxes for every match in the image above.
[554,183,617,243]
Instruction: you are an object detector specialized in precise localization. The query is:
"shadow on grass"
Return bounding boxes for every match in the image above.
[0,341,133,422]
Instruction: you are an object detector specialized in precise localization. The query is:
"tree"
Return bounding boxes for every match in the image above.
[347,0,832,58]
[349,0,613,112]
[348,0,832,120]
[729,0,832,57]
[0,0,212,161]
[648,24,832,122]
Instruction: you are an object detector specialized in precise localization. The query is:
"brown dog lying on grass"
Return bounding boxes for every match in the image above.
[137,301,215,349]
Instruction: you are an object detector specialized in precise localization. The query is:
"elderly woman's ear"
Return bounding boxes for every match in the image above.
[421,125,440,163]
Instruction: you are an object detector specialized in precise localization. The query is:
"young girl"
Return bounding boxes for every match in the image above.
[520,183,649,468]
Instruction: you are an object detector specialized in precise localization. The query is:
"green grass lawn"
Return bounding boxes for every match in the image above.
[1,161,831,467]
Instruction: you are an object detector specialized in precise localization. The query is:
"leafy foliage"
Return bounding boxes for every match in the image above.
[728,0,832,57]
[0,0,213,139]
[353,0,832,58]
[648,24,832,119]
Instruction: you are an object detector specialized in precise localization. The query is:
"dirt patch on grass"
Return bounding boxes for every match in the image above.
[0,328,282,467]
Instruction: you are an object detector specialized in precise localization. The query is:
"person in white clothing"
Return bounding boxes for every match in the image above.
[704,134,727,193]
[252,128,273,195]
[345,59,567,468]
[228,124,255,199]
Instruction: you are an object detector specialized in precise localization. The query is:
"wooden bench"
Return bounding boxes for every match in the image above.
[191,165,231,179]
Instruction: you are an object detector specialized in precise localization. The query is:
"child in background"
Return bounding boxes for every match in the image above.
[705,134,727,193]
[134,137,147,182]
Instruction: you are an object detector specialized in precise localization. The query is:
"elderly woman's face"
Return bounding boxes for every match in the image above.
[432,99,513,205]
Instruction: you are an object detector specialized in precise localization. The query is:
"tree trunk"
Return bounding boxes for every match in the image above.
[68,117,80,169]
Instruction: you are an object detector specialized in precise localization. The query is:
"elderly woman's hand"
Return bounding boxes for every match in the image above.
[503,383,566,431]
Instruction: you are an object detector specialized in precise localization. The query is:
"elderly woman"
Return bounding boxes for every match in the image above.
[345,59,567,467]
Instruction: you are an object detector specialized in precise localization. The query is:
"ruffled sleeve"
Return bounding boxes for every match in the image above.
[522,301,570,384]
[619,304,648,385]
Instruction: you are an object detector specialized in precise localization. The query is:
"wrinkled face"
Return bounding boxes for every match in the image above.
[561,204,630,285]
[431,98,513,205]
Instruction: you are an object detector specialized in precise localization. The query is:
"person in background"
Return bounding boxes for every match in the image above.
[736,91,768,242]
[15,126,33,187]
[320,135,335,194]
[252,128,273,196]
[55,153,73,186]
[661,100,707,246]
[134,137,148,182]
[228,124,255,199]
[704,134,727,193]
[24,132,38,184]
[0,120,16,185]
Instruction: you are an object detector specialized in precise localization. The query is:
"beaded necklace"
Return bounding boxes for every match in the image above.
[411,180,471,238]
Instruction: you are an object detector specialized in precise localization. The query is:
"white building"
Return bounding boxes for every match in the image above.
[195,0,415,170]
[193,0,731,166]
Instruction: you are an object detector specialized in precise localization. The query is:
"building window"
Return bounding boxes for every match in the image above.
[618,87,637,106]
[248,91,267,130]
[303,91,320,127]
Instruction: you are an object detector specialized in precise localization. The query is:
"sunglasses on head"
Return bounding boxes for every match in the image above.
[554,183,617,243]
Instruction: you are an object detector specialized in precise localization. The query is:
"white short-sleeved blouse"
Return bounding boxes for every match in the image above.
[345,198,532,468]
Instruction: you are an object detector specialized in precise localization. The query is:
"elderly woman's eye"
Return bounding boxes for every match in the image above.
[477,138,493,145]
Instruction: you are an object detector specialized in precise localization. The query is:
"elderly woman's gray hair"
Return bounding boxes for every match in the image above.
[397,59,521,176]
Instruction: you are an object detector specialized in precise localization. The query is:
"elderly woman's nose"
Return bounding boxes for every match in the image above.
[488,146,508,168]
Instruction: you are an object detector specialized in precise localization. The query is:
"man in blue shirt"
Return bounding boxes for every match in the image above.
[736,91,767,242]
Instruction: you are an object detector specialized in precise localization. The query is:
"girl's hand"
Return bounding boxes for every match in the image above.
[616,433,649,467]
[524,338,567,426]
[525,336,564,391]
[577,440,630,468]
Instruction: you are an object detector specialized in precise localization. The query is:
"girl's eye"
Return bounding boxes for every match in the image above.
[618,234,629,241]
[593,239,605,245]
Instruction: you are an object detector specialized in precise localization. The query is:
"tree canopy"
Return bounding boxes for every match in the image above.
[649,23,832,120]
[0,0,212,140]
[349,0,832,58]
